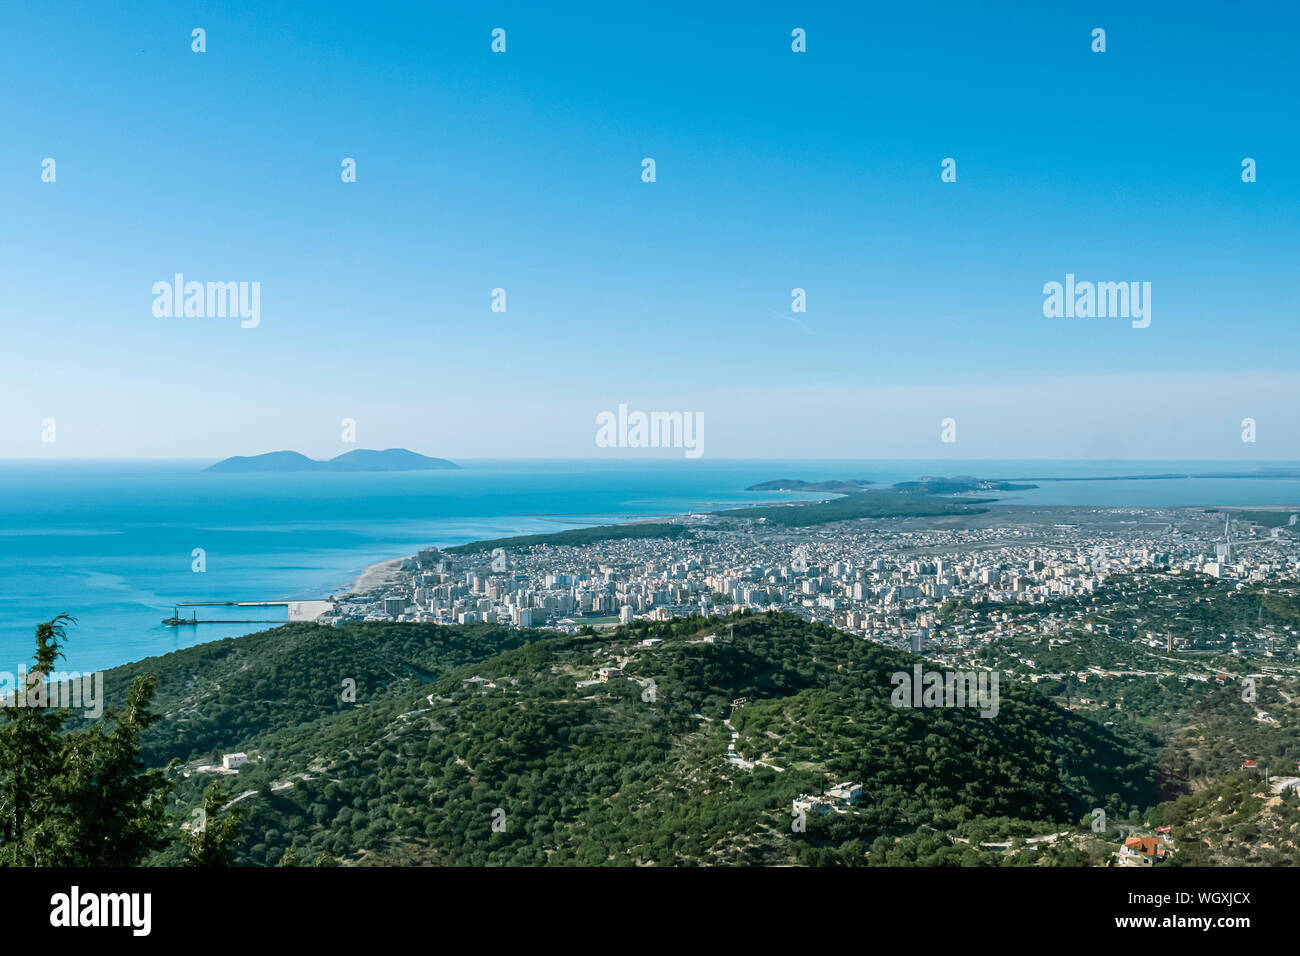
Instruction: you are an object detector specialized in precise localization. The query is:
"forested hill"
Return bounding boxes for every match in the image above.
[84,613,1159,866]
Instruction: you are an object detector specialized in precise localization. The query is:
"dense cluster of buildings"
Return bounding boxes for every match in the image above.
[323,507,1300,660]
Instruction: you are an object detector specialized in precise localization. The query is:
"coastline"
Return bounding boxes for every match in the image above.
[334,499,827,598]
[14,462,1298,675]
[342,556,411,595]
[332,491,1300,601]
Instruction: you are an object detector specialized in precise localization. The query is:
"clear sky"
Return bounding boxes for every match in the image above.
[3,1,1297,460]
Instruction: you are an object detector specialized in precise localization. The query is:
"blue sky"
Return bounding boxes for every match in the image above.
[2,1,1297,459]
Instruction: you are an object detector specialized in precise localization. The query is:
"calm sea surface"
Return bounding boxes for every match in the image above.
[2,458,1298,671]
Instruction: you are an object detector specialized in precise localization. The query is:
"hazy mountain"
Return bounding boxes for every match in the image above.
[205,448,458,473]
[323,449,458,472]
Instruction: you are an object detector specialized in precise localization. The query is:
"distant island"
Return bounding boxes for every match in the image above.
[746,475,1034,496]
[746,479,874,493]
[1005,470,1300,482]
[891,475,1038,494]
[206,448,459,473]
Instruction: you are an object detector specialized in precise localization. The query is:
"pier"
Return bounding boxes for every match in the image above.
[164,599,332,627]
[163,607,281,627]
[178,601,289,607]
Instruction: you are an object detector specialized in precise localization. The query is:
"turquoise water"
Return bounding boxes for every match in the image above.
[2,459,1298,672]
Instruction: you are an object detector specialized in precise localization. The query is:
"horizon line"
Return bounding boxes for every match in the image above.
[4,457,1300,465]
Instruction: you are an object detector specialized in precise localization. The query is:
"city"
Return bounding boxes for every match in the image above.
[335,502,1300,667]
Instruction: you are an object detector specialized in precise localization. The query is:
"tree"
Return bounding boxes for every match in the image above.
[0,616,72,865]
[60,671,176,865]
[0,615,174,866]
[184,782,244,866]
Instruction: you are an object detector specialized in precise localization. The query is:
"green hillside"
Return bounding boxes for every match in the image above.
[80,613,1161,866]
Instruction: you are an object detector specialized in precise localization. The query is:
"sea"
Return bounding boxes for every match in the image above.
[2,458,1299,673]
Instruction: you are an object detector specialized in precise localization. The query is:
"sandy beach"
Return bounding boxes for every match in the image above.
[342,555,413,596]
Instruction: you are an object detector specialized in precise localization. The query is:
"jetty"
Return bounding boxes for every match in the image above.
[163,607,282,627]
[163,599,332,627]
